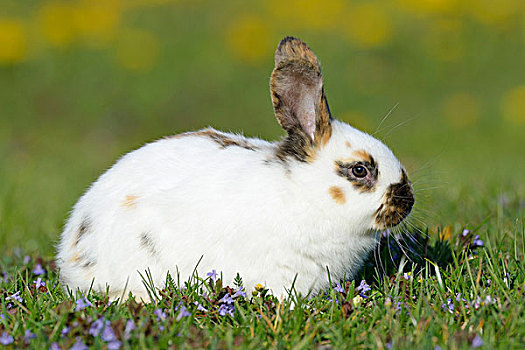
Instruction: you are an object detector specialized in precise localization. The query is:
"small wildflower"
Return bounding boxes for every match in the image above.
[0,314,5,321]
[255,283,264,291]
[50,342,61,350]
[487,279,491,286]
[220,294,234,305]
[34,277,46,290]
[70,338,88,350]
[33,263,46,275]
[403,272,411,280]
[0,332,14,345]
[101,323,117,342]
[334,283,344,293]
[23,255,31,264]
[356,280,371,297]
[61,326,70,337]
[232,287,246,299]
[461,229,469,237]
[176,305,191,321]
[75,297,92,311]
[435,346,442,350]
[194,301,208,312]
[107,340,122,350]
[472,235,484,247]
[206,269,218,282]
[217,304,234,317]
[24,329,36,344]
[386,341,393,349]
[7,291,23,303]
[442,298,454,312]
[154,308,167,322]
[471,334,483,348]
[123,320,136,340]
[89,318,105,337]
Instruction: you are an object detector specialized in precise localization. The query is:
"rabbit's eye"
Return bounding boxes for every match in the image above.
[351,165,368,178]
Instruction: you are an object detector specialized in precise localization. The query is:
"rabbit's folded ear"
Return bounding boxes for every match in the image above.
[270,37,332,145]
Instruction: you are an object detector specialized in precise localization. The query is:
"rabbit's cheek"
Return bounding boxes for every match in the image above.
[374,171,415,229]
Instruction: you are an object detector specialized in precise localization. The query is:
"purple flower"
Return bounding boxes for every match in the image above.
[442,298,454,312]
[0,332,14,345]
[403,272,410,280]
[7,291,23,303]
[220,294,234,305]
[461,229,469,237]
[61,326,70,337]
[70,338,88,350]
[334,283,344,293]
[176,305,191,321]
[101,323,117,342]
[194,301,208,312]
[356,280,371,296]
[33,263,46,276]
[24,329,36,344]
[0,314,5,321]
[2,271,8,283]
[75,297,92,311]
[154,308,166,322]
[34,278,46,290]
[472,235,484,247]
[24,256,31,264]
[386,341,393,349]
[217,304,234,317]
[232,287,247,299]
[89,318,105,337]
[107,341,122,350]
[471,334,483,348]
[435,346,442,350]
[123,320,136,340]
[207,270,218,282]
[50,342,61,350]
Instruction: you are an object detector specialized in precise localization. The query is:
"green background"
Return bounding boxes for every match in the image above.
[1,0,524,253]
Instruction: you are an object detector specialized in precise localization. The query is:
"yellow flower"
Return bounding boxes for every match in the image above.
[502,85,525,125]
[255,283,264,291]
[226,14,272,64]
[37,2,78,47]
[440,225,452,241]
[0,18,27,64]
[343,3,393,48]
[114,28,159,71]
[465,0,523,29]
[74,0,122,47]
[443,93,480,129]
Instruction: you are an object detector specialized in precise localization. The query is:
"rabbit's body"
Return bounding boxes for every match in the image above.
[57,37,414,300]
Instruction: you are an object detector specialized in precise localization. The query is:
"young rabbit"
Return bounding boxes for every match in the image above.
[57,37,414,300]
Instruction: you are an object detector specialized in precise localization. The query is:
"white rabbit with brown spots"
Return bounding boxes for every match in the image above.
[57,37,414,301]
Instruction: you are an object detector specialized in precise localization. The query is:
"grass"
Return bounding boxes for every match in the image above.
[1,200,524,349]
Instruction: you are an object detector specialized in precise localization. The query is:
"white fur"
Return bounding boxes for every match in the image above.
[57,120,404,299]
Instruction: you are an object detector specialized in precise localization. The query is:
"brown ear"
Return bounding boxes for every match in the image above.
[270,37,332,145]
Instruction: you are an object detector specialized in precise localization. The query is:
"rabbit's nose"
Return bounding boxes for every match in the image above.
[374,171,414,229]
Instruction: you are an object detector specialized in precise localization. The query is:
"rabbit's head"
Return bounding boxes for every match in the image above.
[270,37,414,232]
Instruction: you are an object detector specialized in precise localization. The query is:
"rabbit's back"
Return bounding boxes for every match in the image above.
[57,130,296,297]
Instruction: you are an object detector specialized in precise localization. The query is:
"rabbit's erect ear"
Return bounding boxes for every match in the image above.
[270,37,332,145]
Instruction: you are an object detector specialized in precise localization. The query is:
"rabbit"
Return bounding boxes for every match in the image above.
[56,37,414,301]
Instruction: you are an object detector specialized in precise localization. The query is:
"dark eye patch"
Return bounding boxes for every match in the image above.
[335,158,379,192]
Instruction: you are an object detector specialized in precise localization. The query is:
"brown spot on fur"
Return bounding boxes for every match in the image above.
[375,170,414,229]
[140,232,159,258]
[73,218,90,247]
[353,150,372,164]
[345,141,351,148]
[68,251,96,269]
[122,195,138,208]
[172,129,258,151]
[328,186,346,204]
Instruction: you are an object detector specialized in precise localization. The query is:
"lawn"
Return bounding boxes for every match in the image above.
[1,0,525,348]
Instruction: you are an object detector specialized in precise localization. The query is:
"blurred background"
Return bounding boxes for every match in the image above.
[0,0,524,254]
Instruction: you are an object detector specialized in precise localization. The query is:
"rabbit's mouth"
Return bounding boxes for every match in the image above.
[374,171,415,229]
